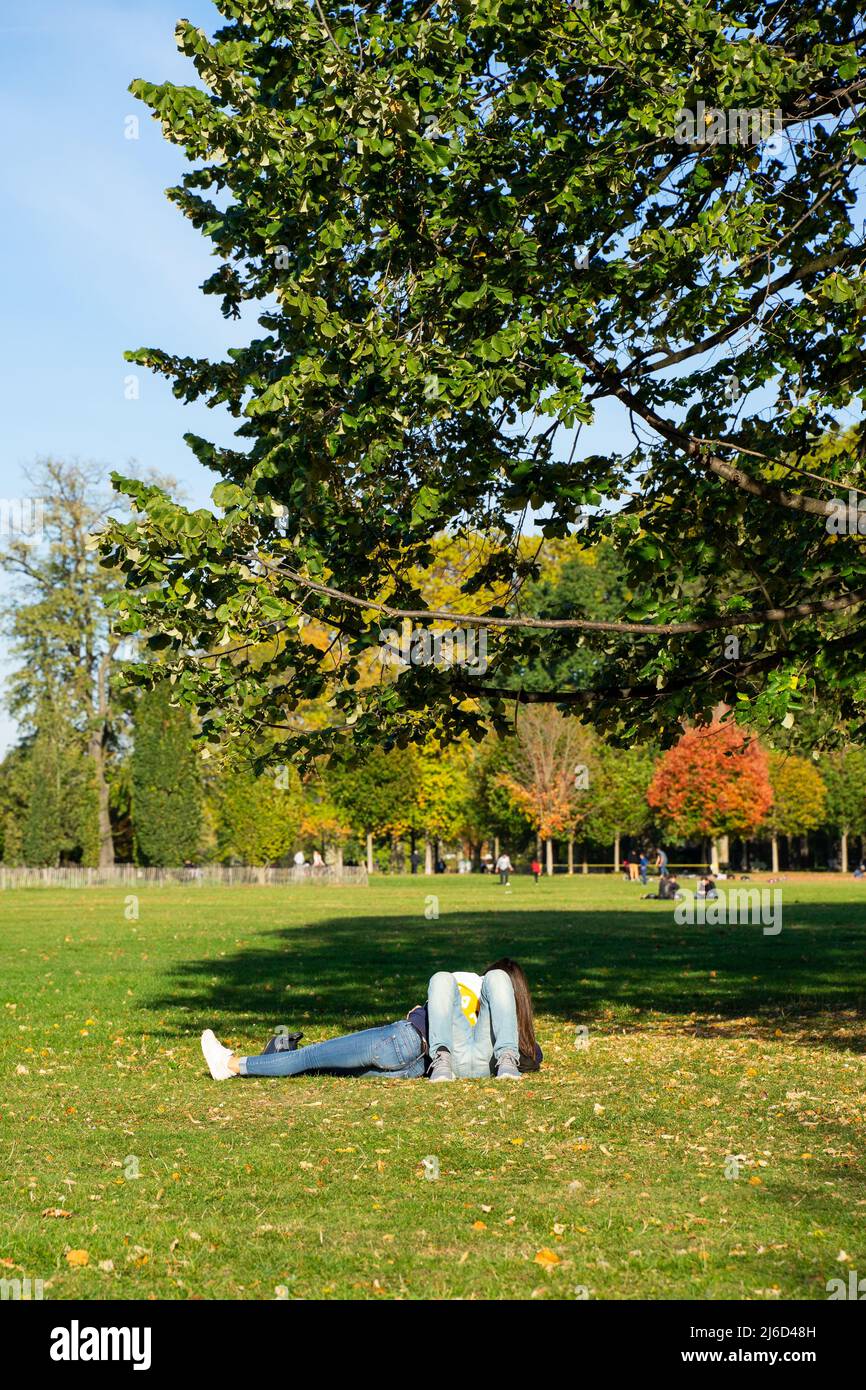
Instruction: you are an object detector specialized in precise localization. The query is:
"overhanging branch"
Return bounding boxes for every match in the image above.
[250,555,866,634]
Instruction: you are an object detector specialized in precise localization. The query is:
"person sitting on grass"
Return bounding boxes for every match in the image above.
[642,874,681,901]
[697,874,719,900]
[201,960,541,1083]
[425,959,542,1083]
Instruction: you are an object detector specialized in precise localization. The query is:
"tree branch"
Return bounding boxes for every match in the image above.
[250,555,866,634]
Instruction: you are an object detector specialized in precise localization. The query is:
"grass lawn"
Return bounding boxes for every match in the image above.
[1,873,865,1301]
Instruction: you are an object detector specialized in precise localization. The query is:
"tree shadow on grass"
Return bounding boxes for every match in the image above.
[146,903,866,1053]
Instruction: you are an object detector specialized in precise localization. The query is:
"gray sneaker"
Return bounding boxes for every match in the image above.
[428,1049,454,1082]
[496,1049,523,1080]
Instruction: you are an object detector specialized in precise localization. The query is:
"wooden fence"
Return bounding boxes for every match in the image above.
[0,864,368,890]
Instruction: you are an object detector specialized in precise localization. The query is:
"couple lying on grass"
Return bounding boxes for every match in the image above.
[201,958,542,1084]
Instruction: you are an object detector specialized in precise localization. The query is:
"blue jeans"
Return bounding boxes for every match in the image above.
[238,1019,426,1078]
[426,970,518,1078]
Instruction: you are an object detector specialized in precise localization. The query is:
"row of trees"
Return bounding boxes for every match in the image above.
[3,674,865,871]
[2,463,865,871]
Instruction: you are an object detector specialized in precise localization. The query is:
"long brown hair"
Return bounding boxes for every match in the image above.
[484,958,537,1058]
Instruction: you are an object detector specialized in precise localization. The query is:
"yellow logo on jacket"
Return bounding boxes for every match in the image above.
[453,971,483,1025]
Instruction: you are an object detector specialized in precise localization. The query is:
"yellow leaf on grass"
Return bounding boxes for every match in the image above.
[534,1248,561,1267]
[471,1221,487,1231]
[66,1249,89,1267]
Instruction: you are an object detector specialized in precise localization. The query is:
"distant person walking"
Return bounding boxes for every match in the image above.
[410,849,420,875]
[638,851,649,886]
[496,852,513,885]
[530,856,541,883]
[654,846,669,878]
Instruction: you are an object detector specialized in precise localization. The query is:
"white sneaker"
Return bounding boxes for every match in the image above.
[201,1029,234,1080]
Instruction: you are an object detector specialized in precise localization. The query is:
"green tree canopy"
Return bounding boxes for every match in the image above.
[328,745,418,839]
[102,1,866,765]
[763,752,827,839]
[131,683,204,865]
[216,765,302,865]
[585,743,656,847]
[21,703,99,868]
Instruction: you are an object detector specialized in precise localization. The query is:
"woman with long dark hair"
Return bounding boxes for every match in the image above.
[200,959,541,1083]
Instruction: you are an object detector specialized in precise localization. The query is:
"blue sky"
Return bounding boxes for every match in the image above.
[0,1,261,752]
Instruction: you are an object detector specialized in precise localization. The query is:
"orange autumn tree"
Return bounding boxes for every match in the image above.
[646,723,773,873]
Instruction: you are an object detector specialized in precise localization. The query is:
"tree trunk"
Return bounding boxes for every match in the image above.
[89,732,114,867]
[494,835,500,862]
[613,831,620,874]
[425,838,434,875]
[718,834,729,870]
[582,845,589,875]
[545,837,553,876]
[840,830,848,874]
[366,831,374,873]
[771,833,779,874]
[334,843,344,873]
[567,835,574,876]
[710,838,721,875]
[92,652,114,866]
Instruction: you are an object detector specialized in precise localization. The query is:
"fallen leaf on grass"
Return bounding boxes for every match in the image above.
[534,1248,561,1268]
[41,1208,72,1219]
[65,1249,89,1267]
